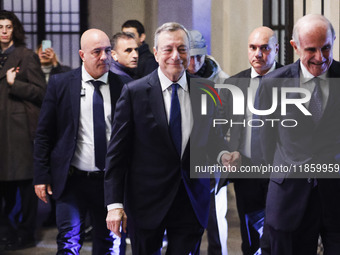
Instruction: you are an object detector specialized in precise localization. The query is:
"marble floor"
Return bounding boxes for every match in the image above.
[0,184,242,255]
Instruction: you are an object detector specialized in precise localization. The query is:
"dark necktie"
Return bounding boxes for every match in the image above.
[169,83,182,156]
[251,76,263,165]
[92,80,106,170]
[309,77,323,123]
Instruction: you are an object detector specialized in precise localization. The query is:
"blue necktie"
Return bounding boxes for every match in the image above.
[169,83,182,156]
[309,77,323,123]
[251,76,263,165]
[92,80,106,170]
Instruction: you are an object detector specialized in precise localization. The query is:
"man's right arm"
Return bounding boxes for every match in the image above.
[33,75,59,200]
[104,84,133,235]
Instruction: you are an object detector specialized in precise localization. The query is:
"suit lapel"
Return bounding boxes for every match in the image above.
[108,72,122,122]
[69,68,82,132]
[147,71,171,140]
[317,61,340,126]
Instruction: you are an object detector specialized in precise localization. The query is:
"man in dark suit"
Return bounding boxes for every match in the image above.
[259,14,340,255]
[121,19,158,78]
[218,26,282,255]
[105,22,228,255]
[34,29,125,254]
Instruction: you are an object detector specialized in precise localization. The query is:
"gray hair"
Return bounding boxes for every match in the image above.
[154,22,190,49]
[292,14,335,47]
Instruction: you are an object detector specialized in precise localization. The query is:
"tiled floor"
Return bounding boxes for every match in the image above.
[0,184,242,255]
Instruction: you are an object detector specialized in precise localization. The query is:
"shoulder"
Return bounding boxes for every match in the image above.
[329,60,340,77]
[126,69,157,89]
[50,67,79,83]
[231,68,251,78]
[265,61,300,79]
[12,46,39,63]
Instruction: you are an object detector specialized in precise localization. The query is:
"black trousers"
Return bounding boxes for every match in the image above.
[0,179,37,239]
[128,182,204,255]
[233,177,268,255]
[55,169,123,255]
[263,186,340,255]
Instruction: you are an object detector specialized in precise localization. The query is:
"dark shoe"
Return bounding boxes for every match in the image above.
[42,215,56,227]
[0,236,8,245]
[84,225,93,242]
[5,236,35,250]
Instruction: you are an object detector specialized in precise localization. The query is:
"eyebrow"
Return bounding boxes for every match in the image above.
[249,44,269,47]
[124,47,138,52]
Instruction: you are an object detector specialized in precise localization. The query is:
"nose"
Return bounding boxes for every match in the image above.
[132,49,138,59]
[314,49,324,62]
[100,50,108,60]
[255,48,263,58]
[171,49,180,60]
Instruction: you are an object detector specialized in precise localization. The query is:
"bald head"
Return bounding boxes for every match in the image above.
[248,27,277,45]
[290,14,335,77]
[79,29,112,79]
[248,26,279,75]
[292,14,335,48]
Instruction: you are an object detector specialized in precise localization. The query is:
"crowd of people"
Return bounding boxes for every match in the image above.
[0,8,340,255]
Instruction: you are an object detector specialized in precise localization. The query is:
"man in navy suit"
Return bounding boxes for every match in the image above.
[218,26,282,255]
[33,29,125,254]
[259,14,340,255]
[105,22,228,255]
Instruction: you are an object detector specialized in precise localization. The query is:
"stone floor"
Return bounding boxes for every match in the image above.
[0,184,242,255]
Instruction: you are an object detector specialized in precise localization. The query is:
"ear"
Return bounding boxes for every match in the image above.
[153,47,159,63]
[140,33,146,43]
[111,50,118,61]
[79,50,85,61]
[290,40,298,53]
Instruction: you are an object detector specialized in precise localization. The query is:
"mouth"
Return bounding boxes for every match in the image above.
[310,61,326,66]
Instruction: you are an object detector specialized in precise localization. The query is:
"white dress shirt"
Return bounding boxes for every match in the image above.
[299,61,329,111]
[71,65,112,171]
[158,68,193,157]
[239,63,276,159]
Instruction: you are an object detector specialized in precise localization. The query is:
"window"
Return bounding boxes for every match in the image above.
[263,0,294,65]
[1,0,88,68]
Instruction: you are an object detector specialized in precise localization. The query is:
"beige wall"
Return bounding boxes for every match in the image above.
[211,0,263,76]
[88,0,340,74]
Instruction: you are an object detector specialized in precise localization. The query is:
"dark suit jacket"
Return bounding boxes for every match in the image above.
[33,68,124,200]
[217,63,283,188]
[134,42,158,78]
[104,70,225,229]
[259,60,340,231]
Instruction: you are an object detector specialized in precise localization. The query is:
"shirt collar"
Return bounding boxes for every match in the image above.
[299,61,328,83]
[250,61,276,78]
[82,64,108,84]
[158,67,188,92]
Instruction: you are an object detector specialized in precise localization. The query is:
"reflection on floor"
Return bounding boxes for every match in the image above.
[0,184,242,255]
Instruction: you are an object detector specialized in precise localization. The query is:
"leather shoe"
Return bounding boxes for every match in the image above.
[5,236,35,250]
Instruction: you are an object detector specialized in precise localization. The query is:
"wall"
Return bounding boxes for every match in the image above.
[211,0,263,76]
[88,0,340,75]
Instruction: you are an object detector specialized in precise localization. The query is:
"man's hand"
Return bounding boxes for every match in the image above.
[221,151,242,169]
[106,208,127,238]
[6,67,19,85]
[34,184,53,203]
